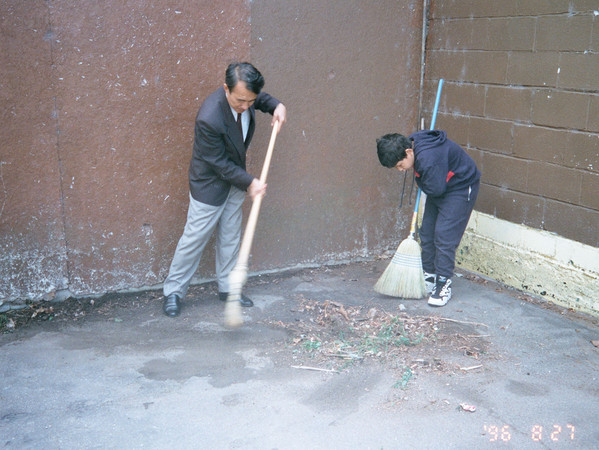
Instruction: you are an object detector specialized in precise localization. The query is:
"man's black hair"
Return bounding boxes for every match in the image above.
[376,133,412,168]
[225,62,265,94]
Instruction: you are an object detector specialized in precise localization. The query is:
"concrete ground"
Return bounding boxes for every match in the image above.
[1,260,598,449]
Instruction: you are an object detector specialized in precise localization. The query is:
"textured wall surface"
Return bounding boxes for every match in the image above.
[48,1,251,296]
[1,0,251,301]
[457,211,599,316]
[1,2,68,301]
[1,1,423,303]
[247,0,423,270]
[8,1,595,306]
[424,0,599,247]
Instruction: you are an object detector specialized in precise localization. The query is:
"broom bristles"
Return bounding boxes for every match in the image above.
[224,266,246,328]
[224,299,243,328]
[374,237,426,299]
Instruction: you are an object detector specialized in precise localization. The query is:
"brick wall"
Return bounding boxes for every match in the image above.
[424,0,599,247]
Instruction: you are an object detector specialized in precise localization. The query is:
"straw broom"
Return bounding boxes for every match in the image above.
[374,79,444,299]
[374,189,426,298]
[224,120,280,328]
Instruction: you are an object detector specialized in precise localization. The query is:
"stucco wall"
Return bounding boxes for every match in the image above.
[1,2,68,301]
[6,0,595,310]
[246,0,423,270]
[1,0,423,304]
[1,0,252,301]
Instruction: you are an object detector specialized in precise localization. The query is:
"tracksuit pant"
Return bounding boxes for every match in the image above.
[420,181,480,279]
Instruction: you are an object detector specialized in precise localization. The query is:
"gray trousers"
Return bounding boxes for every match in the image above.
[163,187,245,298]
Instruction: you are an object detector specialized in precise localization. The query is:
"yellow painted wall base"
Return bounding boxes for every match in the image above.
[456,211,599,317]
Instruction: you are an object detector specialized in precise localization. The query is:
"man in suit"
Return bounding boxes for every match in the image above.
[163,62,287,317]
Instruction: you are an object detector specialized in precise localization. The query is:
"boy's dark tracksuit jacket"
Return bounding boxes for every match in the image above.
[408,129,481,278]
[409,130,480,197]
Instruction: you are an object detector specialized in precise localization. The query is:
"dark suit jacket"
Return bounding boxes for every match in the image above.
[188,86,280,206]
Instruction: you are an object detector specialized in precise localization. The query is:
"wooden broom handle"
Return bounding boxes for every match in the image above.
[236,120,280,269]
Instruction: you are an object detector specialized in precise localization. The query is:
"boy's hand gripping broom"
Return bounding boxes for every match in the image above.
[374,79,444,298]
[224,121,280,328]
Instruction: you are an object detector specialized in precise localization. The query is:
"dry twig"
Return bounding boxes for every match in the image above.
[291,365,339,373]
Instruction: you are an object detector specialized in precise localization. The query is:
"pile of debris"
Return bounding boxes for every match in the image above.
[267,297,489,377]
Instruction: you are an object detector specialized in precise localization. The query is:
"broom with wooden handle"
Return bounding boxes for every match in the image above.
[374,79,443,298]
[225,120,280,328]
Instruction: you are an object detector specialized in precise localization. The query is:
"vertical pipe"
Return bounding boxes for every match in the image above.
[417,0,429,128]
[412,0,430,208]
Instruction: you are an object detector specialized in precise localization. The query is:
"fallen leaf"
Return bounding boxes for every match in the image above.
[338,306,350,321]
[459,403,476,412]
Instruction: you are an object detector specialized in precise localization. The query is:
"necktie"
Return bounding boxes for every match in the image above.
[236,112,244,141]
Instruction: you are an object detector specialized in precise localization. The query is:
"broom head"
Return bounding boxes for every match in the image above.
[224,266,246,328]
[374,236,426,299]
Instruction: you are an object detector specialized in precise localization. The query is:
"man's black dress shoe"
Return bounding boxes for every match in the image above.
[163,294,181,317]
[218,292,254,307]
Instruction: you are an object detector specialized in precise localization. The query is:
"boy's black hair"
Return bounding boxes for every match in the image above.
[376,133,412,168]
[225,62,265,94]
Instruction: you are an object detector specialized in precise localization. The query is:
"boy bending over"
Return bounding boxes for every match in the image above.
[376,130,481,307]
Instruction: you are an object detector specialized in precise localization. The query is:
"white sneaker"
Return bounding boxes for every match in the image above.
[424,271,436,295]
[428,277,452,307]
